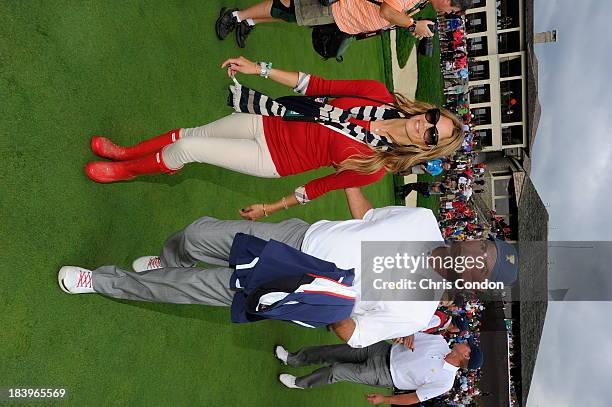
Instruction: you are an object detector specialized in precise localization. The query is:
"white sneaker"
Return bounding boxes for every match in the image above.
[279,374,303,389]
[275,345,289,365]
[58,266,95,294]
[132,256,163,273]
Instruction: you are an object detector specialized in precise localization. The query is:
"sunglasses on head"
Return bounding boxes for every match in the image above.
[424,108,441,146]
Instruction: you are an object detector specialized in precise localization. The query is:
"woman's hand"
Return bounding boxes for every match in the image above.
[221,56,259,77]
[239,204,267,220]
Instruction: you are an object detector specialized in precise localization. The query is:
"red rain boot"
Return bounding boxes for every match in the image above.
[84,150,178,183]
[90,129,180,161]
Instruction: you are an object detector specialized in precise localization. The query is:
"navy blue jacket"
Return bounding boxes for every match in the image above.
[228,233,356,327]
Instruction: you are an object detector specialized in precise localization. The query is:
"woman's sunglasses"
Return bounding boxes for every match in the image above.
[424,108,441,146]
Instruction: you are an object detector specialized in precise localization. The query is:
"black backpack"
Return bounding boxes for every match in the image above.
[311,24,352,62]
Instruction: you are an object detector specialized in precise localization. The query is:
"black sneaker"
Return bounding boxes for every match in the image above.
[236,21,255,48]
[216,7,238,40]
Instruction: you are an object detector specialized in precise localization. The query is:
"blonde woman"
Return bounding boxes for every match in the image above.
[85,56,464,220]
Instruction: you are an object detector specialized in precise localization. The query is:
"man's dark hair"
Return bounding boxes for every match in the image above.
[451,0,474,11]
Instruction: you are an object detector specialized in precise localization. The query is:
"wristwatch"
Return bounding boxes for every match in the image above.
[408,19,417,33]
[257,61,273,79]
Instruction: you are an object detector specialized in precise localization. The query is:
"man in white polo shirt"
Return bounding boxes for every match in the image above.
[301,188,517,347]
[58,188,518,348]
[274,332,483,405]
[299,190,445,348]
[300,205,446,347]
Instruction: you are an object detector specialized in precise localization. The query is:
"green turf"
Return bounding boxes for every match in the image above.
[1,1,395,405]
[394,4,437,68]
[379,32,395,92]
[414,34,445,106]
[395,30,417,69]
[416,174,442,214]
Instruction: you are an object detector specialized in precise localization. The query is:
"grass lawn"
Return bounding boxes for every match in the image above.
[393,4,445,106]
[1,1,396,405]
[395,29,418,69]
[414,34,445,107]
[394,4,437,68]
[380,31,395,92]
[416,174,442,214]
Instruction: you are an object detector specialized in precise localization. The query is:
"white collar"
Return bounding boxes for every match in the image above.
[442,361,460,373]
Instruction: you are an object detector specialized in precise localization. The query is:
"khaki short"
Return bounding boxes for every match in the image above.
[294,0,336,26]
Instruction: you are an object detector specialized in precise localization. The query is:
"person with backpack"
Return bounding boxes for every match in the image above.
[84,56,465,220]
[215,0,474,48]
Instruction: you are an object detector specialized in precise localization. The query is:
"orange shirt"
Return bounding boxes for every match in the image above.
[331,0,424,35]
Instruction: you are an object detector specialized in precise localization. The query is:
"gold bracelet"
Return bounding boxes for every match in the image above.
[262,204,269,217]
[282,197,288,210]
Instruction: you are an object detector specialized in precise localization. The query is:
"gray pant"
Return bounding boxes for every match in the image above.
[92,216,311,305]
[288,342,394,389]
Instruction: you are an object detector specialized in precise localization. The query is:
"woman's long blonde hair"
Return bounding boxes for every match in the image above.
[337,93,464,175]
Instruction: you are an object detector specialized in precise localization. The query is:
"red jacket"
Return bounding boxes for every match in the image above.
[262,76,393,201]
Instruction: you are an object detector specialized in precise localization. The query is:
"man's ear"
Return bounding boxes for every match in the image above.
[454,346,470,368]
[455,345,469,360]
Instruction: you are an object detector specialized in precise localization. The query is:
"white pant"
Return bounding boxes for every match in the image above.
[162,113,280,178]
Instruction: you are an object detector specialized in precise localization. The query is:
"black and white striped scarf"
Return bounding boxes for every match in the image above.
[228,78,404,151]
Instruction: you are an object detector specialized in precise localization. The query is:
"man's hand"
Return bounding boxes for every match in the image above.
[365,394,387,404]
[413,20,434,40]
[393,335,415,350]
[380,392,421,405]
[379,3,416,29]
[402,334,415,350]
[330,318,356,343]
[439,299,454,307]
